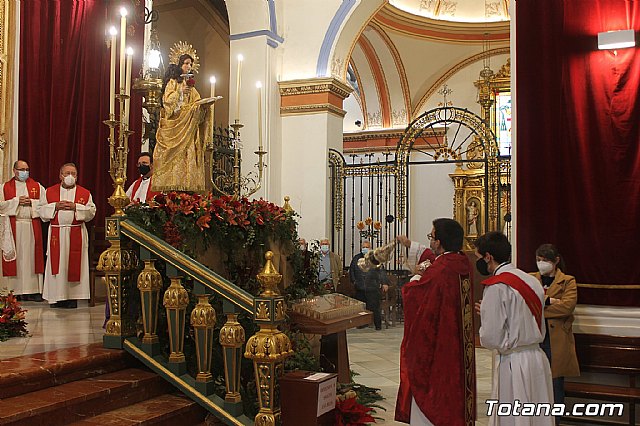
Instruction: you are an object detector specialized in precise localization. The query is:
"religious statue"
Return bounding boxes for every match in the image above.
[466,200,479,235]
[152,42,216,193]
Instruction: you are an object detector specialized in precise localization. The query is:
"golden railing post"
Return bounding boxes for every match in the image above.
[163,277,189,375]
[137,259,163,355]
[191,294,217,394]
[244,252,293,426]
[99,217,139,349]
[220,301,245,416]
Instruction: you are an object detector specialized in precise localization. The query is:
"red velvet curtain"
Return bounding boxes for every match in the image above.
[19,0,143,228]
[516,0,640,306]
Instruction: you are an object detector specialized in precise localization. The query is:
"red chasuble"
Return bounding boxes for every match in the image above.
[395,252,476,426]
[45,184,90,282]
[130,176,160,202]
[482,272,543,329]
[2,178,44,276]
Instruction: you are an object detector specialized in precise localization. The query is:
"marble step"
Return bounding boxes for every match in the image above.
[66,393,207,425]
[0,343,136,399]
[0,367,175,425]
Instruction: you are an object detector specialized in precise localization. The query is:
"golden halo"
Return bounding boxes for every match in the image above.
[168,41,200,74]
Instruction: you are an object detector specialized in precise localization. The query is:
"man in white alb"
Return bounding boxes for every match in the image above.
[39,163,96,308]
[0,160,47,301]
[125,152,159,203]
[475,231,554,426]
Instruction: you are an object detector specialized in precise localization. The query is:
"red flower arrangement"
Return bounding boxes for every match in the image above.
[186,78,196,87]
[0,290,28,341]
[335,396,376,426]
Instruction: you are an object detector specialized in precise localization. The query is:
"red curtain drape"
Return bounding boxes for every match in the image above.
[516,0,640,306]
[19,0,144,228]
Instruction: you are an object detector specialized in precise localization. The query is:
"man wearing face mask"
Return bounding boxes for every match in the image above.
[317,238,341,291]
[39,163,96,308]
[395,218,475,426]
[126,152,160,204]
[0,160,47,301]
[349,240,389,330]
[474,231,553,426]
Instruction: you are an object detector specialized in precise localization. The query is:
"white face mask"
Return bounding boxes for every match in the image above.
[63,175,76,187]
[299,244,306,251]
[537,260,554,276]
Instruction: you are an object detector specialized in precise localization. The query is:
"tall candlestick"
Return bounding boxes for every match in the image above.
[124,47,133,126]
[109,26,117,116]
[235,54,243,121]
[256,81,263,151]
[119,7,127,93]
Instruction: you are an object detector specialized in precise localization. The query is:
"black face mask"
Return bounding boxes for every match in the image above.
[138,164,151,176]
[476,257,490,276]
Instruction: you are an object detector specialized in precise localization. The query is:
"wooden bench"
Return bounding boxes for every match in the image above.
[563,333,640,425]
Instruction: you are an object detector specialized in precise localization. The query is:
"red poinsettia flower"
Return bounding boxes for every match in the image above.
[335,397,376,426]
[187,78,196,87]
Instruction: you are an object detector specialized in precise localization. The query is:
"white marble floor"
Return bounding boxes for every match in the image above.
[1,302,494,425]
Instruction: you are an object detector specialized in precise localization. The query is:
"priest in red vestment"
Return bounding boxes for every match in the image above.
[39,163,96,308]
[395,218,475,425]
[126,152,160,203]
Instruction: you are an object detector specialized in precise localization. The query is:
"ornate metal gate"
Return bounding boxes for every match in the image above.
[330,106,507,268]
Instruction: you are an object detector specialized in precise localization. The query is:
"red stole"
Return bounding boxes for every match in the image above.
[2,178,44,277]
[45,184,90,282]
[482,272,543,329]
[130,176,159,202]
[395,252,475,426]
[418,247,435,264]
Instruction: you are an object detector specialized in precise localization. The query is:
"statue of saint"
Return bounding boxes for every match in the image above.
[466,200,479,235]
[152,48,214,193]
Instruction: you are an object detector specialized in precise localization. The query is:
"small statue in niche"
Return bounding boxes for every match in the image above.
[466,200,479,236]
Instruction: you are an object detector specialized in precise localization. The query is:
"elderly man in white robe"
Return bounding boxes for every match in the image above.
[39,163,96,308]
[475,231,554,426]
[0,160,47,301]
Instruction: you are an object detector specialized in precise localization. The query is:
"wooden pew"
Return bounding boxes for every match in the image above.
[563,334,640,425]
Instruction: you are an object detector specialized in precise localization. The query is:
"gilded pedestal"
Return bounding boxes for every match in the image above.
[190,294,216,394]
[244,252,293,426]
[220,308,245,415]
[163,277,189,375]
[137,259,163,355]
[99,216,138,349]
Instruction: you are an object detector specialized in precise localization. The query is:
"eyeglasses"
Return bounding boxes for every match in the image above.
[427,234,435,241]
[15,168,29,172]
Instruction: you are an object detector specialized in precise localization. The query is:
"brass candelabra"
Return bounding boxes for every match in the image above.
[104,92,133,216]
[209,119,267,199]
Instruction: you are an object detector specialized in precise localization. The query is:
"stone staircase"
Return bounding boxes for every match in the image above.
[0,343,209,425]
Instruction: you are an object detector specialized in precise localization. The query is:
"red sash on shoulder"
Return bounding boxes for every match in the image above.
[482,272,542,329]
[130,176,159,202]
[2,178,44,277]
[46,184,90,282]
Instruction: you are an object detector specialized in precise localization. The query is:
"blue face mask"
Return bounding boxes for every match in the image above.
[320,244,329,254]
[17,171,29,182]
[361,248,369,255]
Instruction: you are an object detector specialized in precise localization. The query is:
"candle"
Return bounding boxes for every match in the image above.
[108,27,117,116]
[119,7,127,93]
[256,81,263,151]
[210,75,216,98]
[124,47,133,126]
[235,54,243,121]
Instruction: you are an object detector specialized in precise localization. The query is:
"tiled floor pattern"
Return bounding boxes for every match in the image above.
[1,301,493,425]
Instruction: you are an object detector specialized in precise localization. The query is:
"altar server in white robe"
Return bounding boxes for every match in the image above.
[39,163,96,308]
[0,160,47,299]
[475,231,553,426]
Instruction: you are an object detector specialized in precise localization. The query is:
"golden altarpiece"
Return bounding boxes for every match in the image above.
[450,59,512,247]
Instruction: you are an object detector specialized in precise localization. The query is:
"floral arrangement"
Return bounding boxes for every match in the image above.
[335,391,376,425]
[0,289,28,341]
[125,192,318,297]
[186,78,196,87]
